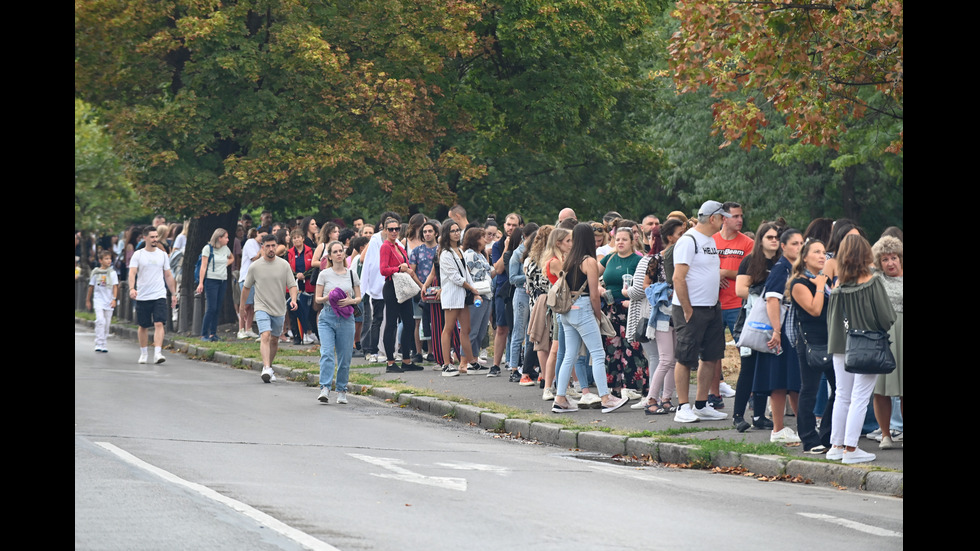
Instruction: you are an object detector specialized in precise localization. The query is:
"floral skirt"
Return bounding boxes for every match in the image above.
[603,301,648,392]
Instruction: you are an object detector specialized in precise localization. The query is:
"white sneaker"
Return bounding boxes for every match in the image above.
[826,446,845,461]
[302,333,314,345]
[577,392,601,409]
[770,427,802,443]
[693,404,728,420]
[366,354,378,363]
[842,447,876,464]
[622,388,644,400]
[318,387,330,403]
[674,403,700,423]
[154,351,166,364]
[542,387,555,401]
[237,330,248,340]
[875,429,903,442]
[337,392,348,404]
[601,395,630,414]
[631,397,655,410]
[246,330,260,338]
[565,386,582,399]
[261,367,275,383]
[138,352,148,364]
[719,381,736,398]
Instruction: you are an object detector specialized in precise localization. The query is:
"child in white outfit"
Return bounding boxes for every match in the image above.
[87,250,119,352]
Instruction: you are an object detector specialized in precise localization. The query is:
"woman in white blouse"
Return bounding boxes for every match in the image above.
[438,220,481,377]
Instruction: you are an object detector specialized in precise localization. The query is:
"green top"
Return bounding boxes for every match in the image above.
[663,245,676,286]
[826,274,897,355]
[600,252,641,302]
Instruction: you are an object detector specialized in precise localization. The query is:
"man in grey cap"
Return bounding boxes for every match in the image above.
[671,200,731,423]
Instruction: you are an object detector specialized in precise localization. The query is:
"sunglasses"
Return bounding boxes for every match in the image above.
[386,227,400,232]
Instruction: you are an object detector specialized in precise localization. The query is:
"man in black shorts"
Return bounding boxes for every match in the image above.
[128,226,177,364]
[671,201,731,423]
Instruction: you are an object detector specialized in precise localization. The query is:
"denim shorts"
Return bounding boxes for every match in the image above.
[239,281,255,305]
[255,310,285,336]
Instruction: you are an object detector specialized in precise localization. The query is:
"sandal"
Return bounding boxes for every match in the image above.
[644,401,668,415]
[660,399,677,413]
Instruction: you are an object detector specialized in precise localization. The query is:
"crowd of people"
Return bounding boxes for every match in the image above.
[83,204,903,464]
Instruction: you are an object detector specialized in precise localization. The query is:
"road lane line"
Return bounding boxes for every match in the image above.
[797,513,902,537]
[348,453,467,491]
[95,442,339,551]
[434,461,510,475]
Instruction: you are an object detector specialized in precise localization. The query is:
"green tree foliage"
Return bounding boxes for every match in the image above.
[669,1,903,155]
[75,99,147,234]
[75,0,486,220]
[649,8,900,237]
[446,0,674,222]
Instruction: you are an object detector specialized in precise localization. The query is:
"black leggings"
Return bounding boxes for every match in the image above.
[733,352,768,419]
[383,278,416,362]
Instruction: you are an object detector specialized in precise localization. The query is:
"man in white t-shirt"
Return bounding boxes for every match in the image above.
[128,226,177,364]
[237,226,269,339]
[671,200,731,423]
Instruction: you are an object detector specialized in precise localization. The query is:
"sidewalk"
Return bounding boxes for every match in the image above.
[77,319,903,496]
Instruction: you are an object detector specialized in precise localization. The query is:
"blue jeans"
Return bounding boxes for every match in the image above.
[468,296,492,361]
[509,288,530,370]
[555,312,590,387]
[556,296,609,397]
[318,307,355,391]
[201,278,227,337]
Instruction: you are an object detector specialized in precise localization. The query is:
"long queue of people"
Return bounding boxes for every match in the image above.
[89,204,902,465]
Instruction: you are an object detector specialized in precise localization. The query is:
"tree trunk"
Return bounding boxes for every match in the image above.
[840,166,862,223]
[180,209,241,329]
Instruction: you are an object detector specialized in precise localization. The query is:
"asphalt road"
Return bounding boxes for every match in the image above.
[75,328,903,550]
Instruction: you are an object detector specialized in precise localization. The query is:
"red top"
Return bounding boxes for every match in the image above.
[545,256,560,285]
[713,231,755,310]
[380,240,409,278]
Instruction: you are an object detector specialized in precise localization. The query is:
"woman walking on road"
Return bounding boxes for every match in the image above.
[314,240,361,405]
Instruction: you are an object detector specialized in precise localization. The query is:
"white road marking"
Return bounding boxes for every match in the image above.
[348,453,467,492]
[434,461,510,475]
[797,513,902,537]
[95,442,338,551]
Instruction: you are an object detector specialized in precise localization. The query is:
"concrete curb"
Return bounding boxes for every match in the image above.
[77,317,903,496]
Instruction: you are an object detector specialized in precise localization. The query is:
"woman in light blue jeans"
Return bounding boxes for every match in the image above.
[552,223,629,414]
[315,240,361,404]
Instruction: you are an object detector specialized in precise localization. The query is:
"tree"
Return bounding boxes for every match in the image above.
[668,1,903,154]
[435,0,674,222]
[76,0,487,220]
[76,0,487,299]
[75,98,147,236]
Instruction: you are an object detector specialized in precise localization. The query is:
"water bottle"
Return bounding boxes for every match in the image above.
[474,295,483,307]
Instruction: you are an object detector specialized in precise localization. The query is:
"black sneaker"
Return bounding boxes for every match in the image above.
[508,370,521,383]
[441,364,460,377]
[385,364,404,373]
[753,416,774,430]
[401,363,424,371]
[487,365,501,377]
[413,353,425,364]
[708,394,725,409]
[733,415,751,433]
[423,353,436,363]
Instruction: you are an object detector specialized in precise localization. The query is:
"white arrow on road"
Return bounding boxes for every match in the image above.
[348,453,467,492]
